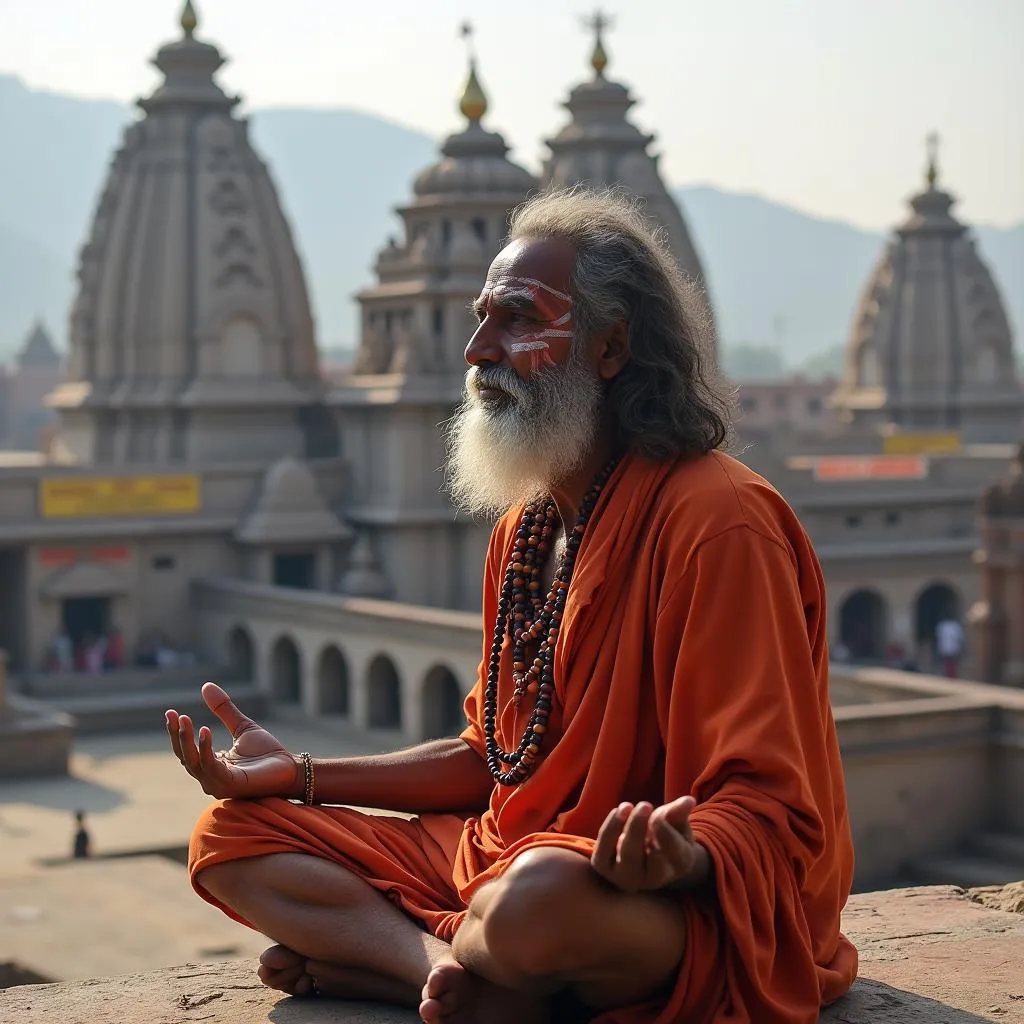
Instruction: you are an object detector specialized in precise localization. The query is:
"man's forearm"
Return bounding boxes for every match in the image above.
[288,738,494,814]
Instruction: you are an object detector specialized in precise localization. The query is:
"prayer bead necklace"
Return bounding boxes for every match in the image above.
[483,457,620,786]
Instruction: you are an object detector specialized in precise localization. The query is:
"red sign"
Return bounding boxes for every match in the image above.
[37,545,130,565]
[37,548,78,566]
[813,456,929,482]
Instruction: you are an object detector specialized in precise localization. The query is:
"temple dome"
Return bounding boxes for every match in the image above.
[17,321,60,369]
[412,51,534,203]
[413,124,536,200]
[338,535,392,599]
[50,1,321,464]
[236,457,350,544]
[350,48,537,379]
[541,21,712,316]
[833,137,1021,440]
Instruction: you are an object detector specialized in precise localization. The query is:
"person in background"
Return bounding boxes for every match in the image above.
[84,634,106,675]
[104,626,125,671]
[48,627,74,672]
[72,810,91,859]
[935,616,965,678]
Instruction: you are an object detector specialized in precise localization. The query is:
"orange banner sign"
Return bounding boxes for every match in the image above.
[813,456,928,481]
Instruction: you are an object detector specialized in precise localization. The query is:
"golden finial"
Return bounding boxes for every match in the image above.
[583,10,614,78]
[925,131,940,189]
[458,22,488,123]
[180,0,198,38]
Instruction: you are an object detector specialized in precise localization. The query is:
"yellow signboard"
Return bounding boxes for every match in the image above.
[40,475,201,519]
[882,432,961,456]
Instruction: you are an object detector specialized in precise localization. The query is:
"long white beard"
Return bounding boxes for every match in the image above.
[444,348,603,519]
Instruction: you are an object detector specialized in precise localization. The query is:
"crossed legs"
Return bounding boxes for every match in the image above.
[197,846,687,1022]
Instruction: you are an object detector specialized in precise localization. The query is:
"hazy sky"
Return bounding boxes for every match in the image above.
[2,0,1021,230]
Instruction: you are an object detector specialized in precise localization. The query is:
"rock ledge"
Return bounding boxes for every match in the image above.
[2,883,1023,1023]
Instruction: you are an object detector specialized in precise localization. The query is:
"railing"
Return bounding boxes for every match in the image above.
[191,576,1024,889]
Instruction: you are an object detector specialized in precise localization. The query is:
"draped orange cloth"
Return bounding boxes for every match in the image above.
[190,451,857,1023]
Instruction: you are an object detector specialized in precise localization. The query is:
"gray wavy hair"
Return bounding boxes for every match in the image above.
[507,187,734,459]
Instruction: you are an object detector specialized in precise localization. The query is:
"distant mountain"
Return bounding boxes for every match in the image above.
[0,73,1021,368]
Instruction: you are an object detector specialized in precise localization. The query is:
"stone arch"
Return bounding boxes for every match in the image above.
[225,625,255,682]
[420,665,465,740]
[270,635,301,704]
[838,589,888,662]
[915,582,963,669]
[367,654,402,729]
[317,644,349,715]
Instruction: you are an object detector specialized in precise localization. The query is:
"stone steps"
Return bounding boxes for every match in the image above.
[32,683,267,734]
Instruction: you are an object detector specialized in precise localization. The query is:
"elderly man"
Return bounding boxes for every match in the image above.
[169,188,857,1023]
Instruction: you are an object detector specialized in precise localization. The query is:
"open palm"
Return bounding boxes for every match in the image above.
[166,682,301,800]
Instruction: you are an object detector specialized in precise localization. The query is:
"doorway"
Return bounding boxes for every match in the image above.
[838,589,888,661]
[273,552,315,590]
[62,596,111,647]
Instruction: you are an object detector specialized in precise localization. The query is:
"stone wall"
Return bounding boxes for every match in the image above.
[192,577,1024,888]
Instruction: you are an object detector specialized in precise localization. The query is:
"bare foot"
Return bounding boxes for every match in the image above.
[257,944,420,1006]
[419,961,550,1024]
[258,945,313,996]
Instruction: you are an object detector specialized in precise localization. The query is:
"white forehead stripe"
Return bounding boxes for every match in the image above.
[509,340,551,353]
[551,311,572,326]
[492,288,535,303]
[537,329,572,338]
[509,277,572,302]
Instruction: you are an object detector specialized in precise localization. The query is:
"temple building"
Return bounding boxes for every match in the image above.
[0,3,1018,715]
[831,136,1022,440]
[743,140,1022,671]
[47,0,326,467]
[327,48,537,609]
[543,15,712,330]
[0,322,62,450]
[0,4,349,676]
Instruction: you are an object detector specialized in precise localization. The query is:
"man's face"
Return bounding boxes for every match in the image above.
[467,238,578,383]
[445,238,603,518]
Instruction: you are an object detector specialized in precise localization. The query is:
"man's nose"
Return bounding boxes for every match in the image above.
[464,320,505,368]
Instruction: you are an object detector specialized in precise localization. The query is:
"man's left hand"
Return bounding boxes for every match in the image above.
[590,796,710,893]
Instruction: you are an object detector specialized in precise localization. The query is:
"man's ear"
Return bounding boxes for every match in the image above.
[596,319,630,381]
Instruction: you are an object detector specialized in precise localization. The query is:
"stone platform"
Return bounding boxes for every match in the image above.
[0,651,73,779]
[3,884,1022,1023]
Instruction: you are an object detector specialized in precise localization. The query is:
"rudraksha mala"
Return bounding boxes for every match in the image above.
[483,457,620,786]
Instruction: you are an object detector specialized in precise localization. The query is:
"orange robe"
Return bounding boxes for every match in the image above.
[190,451,857,1022]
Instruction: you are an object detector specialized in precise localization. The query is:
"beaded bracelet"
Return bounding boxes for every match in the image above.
[299,751,315,805]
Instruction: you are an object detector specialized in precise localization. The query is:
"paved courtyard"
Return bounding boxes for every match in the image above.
[0,712,403,983]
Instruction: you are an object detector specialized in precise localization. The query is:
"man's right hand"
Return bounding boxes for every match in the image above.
[166,682,302,800]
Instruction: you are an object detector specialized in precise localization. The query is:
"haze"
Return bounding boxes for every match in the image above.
[1,0,1021,231]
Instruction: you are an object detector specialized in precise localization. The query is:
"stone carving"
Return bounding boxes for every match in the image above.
[214,262,264,290]
[214,225,257,258]
[208,179,248,216]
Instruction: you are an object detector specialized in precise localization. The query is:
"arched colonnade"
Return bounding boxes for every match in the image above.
[221,624,469,741]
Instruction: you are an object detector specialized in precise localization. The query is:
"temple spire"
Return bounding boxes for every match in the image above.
[180,0,198,38]
[583,9,613,78]
[925,131,940,189]
[457,22,488,124]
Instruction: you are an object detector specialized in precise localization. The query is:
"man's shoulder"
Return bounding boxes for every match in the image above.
[653,450,794,547]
